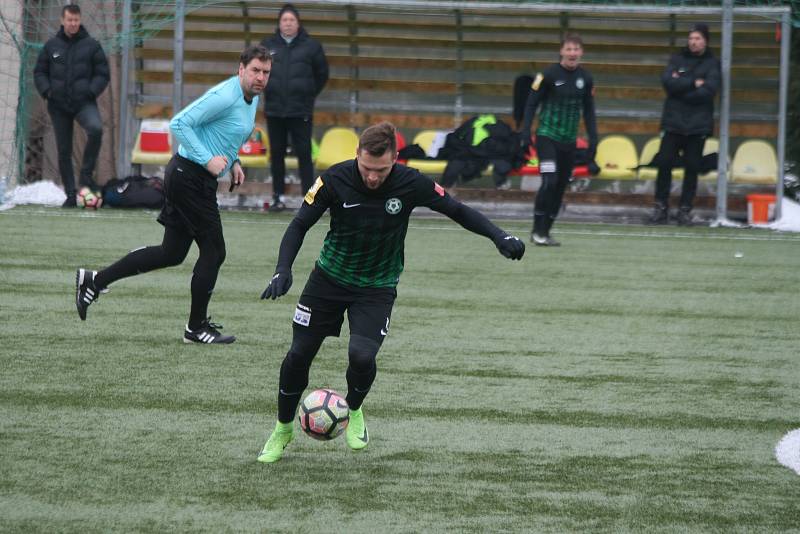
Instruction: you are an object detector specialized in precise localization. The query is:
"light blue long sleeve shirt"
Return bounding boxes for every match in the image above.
[171,75,259,177]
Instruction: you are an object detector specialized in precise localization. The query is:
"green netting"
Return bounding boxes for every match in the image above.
[0,0,796,190]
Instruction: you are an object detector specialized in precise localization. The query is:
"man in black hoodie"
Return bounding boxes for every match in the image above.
[34,4,110,207]
[648,24,720,225]
[260,3,329,211]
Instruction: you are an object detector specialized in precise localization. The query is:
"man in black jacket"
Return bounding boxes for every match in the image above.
[648,23,721,225]
[261,3,329,211]
[34,4,110,208]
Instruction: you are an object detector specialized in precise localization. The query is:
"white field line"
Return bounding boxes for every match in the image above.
[775,429,800,476]
[3,208,800,243]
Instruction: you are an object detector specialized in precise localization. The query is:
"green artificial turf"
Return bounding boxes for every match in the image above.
[1,206,799,532]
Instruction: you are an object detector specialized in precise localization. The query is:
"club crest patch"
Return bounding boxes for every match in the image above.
[576,78,585,89]
[385,198,402,214]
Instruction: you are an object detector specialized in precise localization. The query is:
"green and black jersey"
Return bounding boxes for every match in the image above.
[521,63,598,148]
[272,160,507,289]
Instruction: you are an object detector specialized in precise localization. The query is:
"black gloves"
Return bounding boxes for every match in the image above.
[588,160,601,176]
[519,132,532,149]
[495,234,525,260]
[260,270,293,300]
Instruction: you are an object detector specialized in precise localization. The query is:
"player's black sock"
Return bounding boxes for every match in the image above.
[188,232,226,330]
[532,213,546,236]
[544,215,556,236]
[277,356,309,423]
[94,227,191,289]
[345,334,380,411]
[277,331,324,423]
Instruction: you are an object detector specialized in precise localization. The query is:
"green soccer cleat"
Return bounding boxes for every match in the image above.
[345,407,369,451]
[257,421,294,463]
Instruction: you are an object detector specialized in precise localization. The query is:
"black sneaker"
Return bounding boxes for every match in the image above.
[183,318,236,344]
[645,204,668,225]
[62,195,77,208]
[676,208,694,226]
[269,200,287,213]
[530,233,561,247]
[75,268,102,320]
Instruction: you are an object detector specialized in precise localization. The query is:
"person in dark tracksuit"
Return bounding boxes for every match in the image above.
[648,23,720,226]
[255,122,525,463]
[34,4,109,207]
[74,46,272,345]
[261,3,329,211]
[520,33,598,247]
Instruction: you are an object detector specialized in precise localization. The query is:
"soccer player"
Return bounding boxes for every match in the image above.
[74,45,271,344]
[256,121,525,463]
[520,33,598,246]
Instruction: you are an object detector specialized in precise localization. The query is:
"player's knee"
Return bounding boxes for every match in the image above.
[286,333,323,369]
[348,335,379,373]
[215,244,226,268]
[161,245,188,266]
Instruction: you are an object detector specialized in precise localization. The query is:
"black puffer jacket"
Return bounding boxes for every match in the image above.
[34,25,109,113]
[260,27,329,118]
[660,47,721,136]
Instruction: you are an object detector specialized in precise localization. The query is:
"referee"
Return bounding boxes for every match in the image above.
[75,45,271,344]
[520,33,598,246]
[256,121,525,463]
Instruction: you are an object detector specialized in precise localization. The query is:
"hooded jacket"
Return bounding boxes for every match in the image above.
[34,25,109,113]
[260,27,329,118]
[660,47,721,136]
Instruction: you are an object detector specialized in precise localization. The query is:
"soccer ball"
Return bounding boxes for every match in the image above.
[298,388,349,441]
[77,187,102,209]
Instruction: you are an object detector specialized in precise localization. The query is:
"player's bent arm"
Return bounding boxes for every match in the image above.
[582,84,599,157]
[435,197,504,241]
[170,90,228,165]
[431,198,525,260]
[275,204,324,272]
[260,202,327,300]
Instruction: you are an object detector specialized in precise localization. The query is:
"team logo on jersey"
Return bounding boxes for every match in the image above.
[532,73,544,91]
[385,198,402,215]
[304,176,324,204]
[576,78,585,89]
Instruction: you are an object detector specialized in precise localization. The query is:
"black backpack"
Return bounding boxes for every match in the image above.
[101,176,165,209]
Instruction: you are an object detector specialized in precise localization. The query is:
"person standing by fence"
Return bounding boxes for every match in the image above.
[34,4,109,208]
[647,23,720,226]
[261,3,329,211]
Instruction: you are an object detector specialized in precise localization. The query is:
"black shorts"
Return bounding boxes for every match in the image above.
[536,136,576,178]
[157,154,221,237]
[292,267,397,342]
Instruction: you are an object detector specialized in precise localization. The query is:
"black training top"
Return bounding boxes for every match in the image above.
[273,160,506,288]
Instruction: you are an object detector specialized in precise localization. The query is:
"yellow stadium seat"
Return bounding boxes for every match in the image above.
[731,139,777,184]
[638,137,683,181]
[638,136,720,182]
[596,135,637,180]
[406,130,447,177]
[698,137,719,182]
[315,127,359,170]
